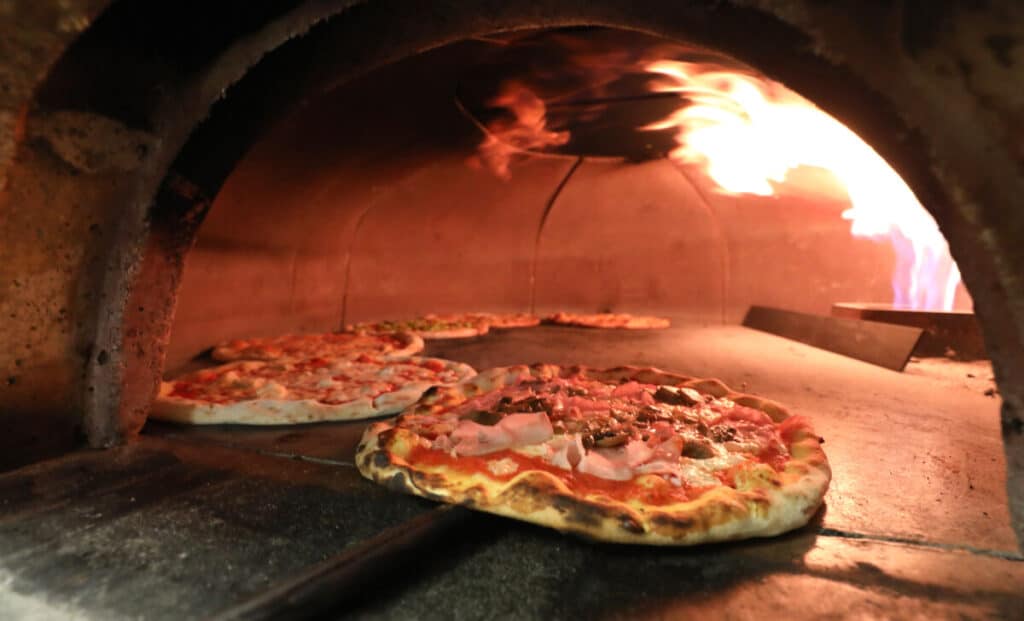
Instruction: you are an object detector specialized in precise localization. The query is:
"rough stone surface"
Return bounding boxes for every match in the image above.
[349,517,1024,620]
[0,438,435,619]
[155,325,1018,553]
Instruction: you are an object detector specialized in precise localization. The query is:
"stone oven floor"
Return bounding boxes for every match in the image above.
[1,325,1021,619]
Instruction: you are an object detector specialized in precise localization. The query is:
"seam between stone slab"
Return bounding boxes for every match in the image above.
[148,433,357,468]
[255,451,355,468]
[818,527,1024,562]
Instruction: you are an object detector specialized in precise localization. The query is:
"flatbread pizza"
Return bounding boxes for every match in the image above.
[546,312,671,329]
[357,364,829,545]
[427,312,541,329]
[152,355,476,425]
[348,316,490,340]
[211,331,424,362]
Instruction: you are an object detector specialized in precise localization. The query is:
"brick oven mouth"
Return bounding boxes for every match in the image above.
[1,2,1022,618]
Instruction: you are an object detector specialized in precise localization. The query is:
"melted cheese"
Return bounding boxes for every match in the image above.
[487,457,520,476]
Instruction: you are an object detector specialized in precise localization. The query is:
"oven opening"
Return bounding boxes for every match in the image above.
[3,6,1022,619]
[145,25,1013,614]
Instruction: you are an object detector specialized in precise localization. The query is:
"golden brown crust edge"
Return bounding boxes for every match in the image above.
[355,364,831,545]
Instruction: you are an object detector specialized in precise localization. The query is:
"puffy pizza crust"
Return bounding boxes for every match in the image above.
[356,364,830,545]
[417,325,489,340]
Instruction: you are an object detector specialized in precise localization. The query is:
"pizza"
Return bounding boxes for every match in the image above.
[348,316,490,340]
[545,312,671,329]
[210,331,424,362]
[151,355,476,425]
[427,312,541,329]
[357,364,830,545]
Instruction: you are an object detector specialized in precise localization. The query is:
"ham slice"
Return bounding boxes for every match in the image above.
[650,435,683,461]
[622,439,655,467]
[500,411,554,445]
[451,412,553,456]
[577,450,634,481]
[450,420,512,455]
[576,439,655,481]
[635,460,682,476]
[546,434,585,470]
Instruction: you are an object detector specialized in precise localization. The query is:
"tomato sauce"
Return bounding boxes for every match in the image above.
[406,445,707,506]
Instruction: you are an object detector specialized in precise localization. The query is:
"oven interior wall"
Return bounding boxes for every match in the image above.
[166,39,915,371]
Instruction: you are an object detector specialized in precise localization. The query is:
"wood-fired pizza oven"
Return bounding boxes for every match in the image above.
[1,1,1023,618]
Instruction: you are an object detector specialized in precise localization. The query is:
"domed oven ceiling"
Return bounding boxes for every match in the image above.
[168,28,970,370]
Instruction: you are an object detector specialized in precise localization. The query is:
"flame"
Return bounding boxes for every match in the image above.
[471,81,570,179]
[642,60,963,311]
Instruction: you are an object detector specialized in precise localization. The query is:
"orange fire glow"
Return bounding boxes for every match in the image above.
[470,81,570,179]
[642,60,962,311]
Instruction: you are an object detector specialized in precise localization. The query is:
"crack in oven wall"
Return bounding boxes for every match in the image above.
[0,0,1021,556]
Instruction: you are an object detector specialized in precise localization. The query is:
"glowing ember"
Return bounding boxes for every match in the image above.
[641,60,962,311]
[469,81,570,179]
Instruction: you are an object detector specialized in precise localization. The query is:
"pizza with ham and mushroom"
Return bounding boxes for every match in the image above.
[152,355,476,425]
[348,316,490,340]
[211,331,424,362]
[545,312,671,330]
[357,364,830,545]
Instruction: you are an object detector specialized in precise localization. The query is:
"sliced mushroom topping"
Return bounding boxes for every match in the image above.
[681,438,715,459]
[594,433,629,448]
[636,404,672,423]
[653,386,700,406]
[709,424,737,443]
[465,409,504,426]
[495,395,548,414]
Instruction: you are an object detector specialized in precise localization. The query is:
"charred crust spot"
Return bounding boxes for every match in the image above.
[498,478,559,514]
[386,472,412,493]
[619,514,645,534]
[372,451,392,469]
[650,514,695,532]
[550,495,603,526]
[411,470,448,489]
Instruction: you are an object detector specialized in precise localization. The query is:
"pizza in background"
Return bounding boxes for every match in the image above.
[211,331,424,362]
[425,312,540,329]
[546,312,671,329]
[152,355,476,425]
[348,316,490,339]
[357,363,830,545]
